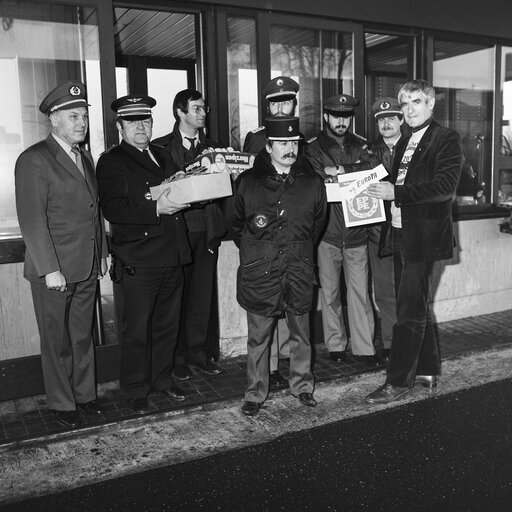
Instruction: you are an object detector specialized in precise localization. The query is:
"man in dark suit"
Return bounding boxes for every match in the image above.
[153,89,226,380]
[97,95,192,414]
[15,81,108,427]
[365,79,463,404]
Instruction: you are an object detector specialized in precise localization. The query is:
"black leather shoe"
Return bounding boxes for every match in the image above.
[269,370,289,388]
[365,383,410,404]
[298,392,317,407]
[329,351,346,362]
[241,401,261,416]
[415,374,439,389]
[77,400,103,415]
[194,360,223,376]
[161,386,187,401]
[172,364,194,381]
[352,354,382,366]
[53,410,81,428]
[127,397,151,414]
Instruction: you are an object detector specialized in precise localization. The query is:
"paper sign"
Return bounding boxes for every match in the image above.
[340,164,388,201]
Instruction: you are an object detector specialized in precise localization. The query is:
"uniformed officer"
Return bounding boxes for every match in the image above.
[15,81,109,427]
[306,94,381,365]
[96,95,192,414]
[242,76,301,389]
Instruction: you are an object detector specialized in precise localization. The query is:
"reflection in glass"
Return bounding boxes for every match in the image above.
[498,48,512,205]
[0,1,103,237]
[433,40,494,204]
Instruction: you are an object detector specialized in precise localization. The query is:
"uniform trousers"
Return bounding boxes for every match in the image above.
[245,311,314,403]
[31,269,98,411]
[386,228,441,388]
[368,226,397,349]
[119,265,183,399]
[318,241,375,355]
[269,317,290,372]
[175,230,218,366]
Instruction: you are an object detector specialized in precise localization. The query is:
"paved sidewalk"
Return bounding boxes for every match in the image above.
[0,309,511,446]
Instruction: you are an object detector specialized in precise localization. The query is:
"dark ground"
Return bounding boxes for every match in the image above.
[2,378,512,512]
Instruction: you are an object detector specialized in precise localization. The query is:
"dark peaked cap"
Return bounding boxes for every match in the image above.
[39,81,88,115]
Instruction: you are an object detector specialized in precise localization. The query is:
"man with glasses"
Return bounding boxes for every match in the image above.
[153,89,226,381]
[97,95,191,414]
[306,94,380,365]
[232,116,327,416]
[15,80,108,428]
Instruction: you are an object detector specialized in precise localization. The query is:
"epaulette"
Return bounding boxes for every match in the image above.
[99,144,119,156]
[306,136,317,144]
[251,126,265,134]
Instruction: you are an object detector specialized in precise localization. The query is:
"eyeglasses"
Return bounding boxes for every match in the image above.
[188,105,210,114]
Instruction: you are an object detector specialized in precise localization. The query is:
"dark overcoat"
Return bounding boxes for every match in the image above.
[231,151,327,316]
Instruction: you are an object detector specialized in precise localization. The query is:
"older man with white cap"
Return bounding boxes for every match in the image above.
[15,80,108,427]
[232,116,327,416]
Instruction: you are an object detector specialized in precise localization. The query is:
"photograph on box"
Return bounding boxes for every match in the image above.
[150,149,256,204]
[327,165,388,227]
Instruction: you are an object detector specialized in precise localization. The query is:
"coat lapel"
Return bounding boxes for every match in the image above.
[45,135,87,184]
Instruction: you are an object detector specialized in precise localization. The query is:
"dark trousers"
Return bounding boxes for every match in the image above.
[118,266,183,399]
[387,228,441,388]
[175,231,218,366]
[31,270,98,411]
[245,311,314,403]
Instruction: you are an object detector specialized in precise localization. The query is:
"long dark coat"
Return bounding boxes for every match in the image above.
[231,151,327,317]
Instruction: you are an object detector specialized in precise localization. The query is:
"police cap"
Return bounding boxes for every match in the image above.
[262,76,299,101]
[111,95,157,120]
[265,116,301,140]
[39,81,88,115]
[323,94,359,116]
[372,97,402,118]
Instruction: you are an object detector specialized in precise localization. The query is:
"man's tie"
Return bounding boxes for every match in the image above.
[184,137,197,150]
[71,147,85,177]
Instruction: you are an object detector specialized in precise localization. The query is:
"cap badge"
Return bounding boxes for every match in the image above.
[69,86,81,96]
[128,97,143,103]
[276,78,283,86]
[288,125,293,132]
[340,96,347,103]
[254,213,268,229]
[380,101,391,110]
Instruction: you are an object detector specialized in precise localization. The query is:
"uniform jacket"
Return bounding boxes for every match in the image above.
[231,151,327,316]
[153,122,227,250]
[389,119,463,262]
[96,140,191,267]
[368,133,408,175]
[15,134,108,283]
[306,130,379,249]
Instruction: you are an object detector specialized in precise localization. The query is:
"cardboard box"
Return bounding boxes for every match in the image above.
[150,172,233,204]
[184,150,256,177]
[326,166,387,227]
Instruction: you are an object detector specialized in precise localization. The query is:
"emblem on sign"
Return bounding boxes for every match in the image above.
[254,214,268,228]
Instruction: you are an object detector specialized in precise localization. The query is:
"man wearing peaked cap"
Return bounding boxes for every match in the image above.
[15,81,108,427]
[97,93,192,413]
[365,97,405,361]
[242,77,301,387]
[231,115,327,416]
[306,93,381,366]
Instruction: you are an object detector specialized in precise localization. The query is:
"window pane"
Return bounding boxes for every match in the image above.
[433,40,494,204]
[498,47,512,205]
[0,0,104,238]
[270,25,354,140]
[226,17,257,150]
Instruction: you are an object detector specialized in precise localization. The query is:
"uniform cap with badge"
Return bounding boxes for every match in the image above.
[262,76,300,101]
[39,81,89,115]
[323,94,359,117]
[265,116,301,140]
[372,97,402,119]
[111,95,157,120]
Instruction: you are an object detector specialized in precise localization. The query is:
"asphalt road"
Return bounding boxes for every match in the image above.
[2,378,512,512]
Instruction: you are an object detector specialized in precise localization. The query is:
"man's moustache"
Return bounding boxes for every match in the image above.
[283,153,297,158]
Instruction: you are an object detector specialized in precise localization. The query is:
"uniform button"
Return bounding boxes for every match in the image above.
[89,203,93,208]
[278,226,282,230]
[90,236,94,240]
[278,250,283,254]
[144,232,148,236]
